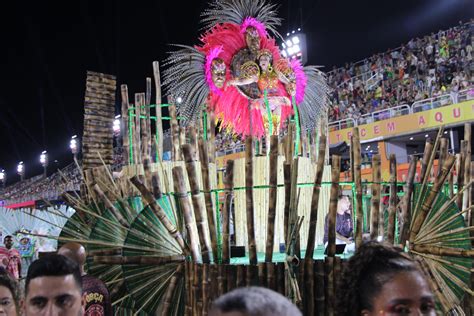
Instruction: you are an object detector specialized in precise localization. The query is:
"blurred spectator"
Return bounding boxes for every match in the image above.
[0,236,21,280]
[209,286,302,316]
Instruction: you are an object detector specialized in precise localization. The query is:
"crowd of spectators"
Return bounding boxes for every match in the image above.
[328,21,473,124]
[0,163,81,205]
[215,133,244,156]
[0,147,127,205]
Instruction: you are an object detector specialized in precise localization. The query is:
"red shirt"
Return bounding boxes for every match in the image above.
[0,247,21,279]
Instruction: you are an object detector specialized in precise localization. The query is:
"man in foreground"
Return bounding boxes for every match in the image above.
[24,254,85,316]
[58,242,112,316]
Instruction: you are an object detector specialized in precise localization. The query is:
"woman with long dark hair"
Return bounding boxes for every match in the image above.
[337,241,436,315]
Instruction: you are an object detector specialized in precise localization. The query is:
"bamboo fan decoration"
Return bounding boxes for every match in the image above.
[395,128,474,315]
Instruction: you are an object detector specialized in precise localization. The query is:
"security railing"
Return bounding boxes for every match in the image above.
[216,143,245,157]
[412,88,473,113]
[358,104,411,125]
[328,118,357,131]
[329,86,473,131]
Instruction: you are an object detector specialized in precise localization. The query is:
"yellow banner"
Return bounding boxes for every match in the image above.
[329,100,474,144]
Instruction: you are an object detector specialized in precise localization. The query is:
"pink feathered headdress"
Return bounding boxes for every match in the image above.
[240,17,267,38]
[205,46,224,95]
[289,58,307,105]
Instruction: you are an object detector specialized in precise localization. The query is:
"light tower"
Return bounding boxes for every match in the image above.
[70,135,79,162]
[0,170,5,188]
[17,162,25,181]
[40,151,48,177]
[281,29,307,65]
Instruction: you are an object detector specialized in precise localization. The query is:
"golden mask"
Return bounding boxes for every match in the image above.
[211,58,226,89]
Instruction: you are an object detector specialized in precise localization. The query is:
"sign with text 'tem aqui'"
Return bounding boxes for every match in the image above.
[329,100,474,144]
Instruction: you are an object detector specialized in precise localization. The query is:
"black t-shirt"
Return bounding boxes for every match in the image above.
[82,274,112,316]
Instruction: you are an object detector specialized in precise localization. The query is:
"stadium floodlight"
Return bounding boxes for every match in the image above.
[70,135,79,158]
[113,115,121,135]
[280,30,307,65]
[40,151,48,166]
[17,162,24,181]
[176,96,183,104]
[40,151,48,177]
[0,169,5,187]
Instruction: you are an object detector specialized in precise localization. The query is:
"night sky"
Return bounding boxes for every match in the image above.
[0,0,472,184]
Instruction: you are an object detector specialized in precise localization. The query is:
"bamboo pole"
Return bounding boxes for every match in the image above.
[265,135,279,262]
[210,264,218,303]
[277,262,285,295]
[387,154,397,244]
[325,256,335,316]
[152,61,163,161]
[370,154,381,240]
[179,127,186,152]
[120,84,130,165]
[217,265,225,297]
[327,155,341,257]
[463,123,471,212]
[283,162,291,244]
[189,126,198,161]
[208,111,216,163]
[449,168,454,198]
[236,265,245,288]
[438,138,448,177]
[198,139,219,261]
[145,77,152,106]
[151,171,162,199]
[409,155,456,243]
[202,264,209,316]
[288,158,300,257]
[181,144,212,263]
[93,255,184,265]
[222,160,234,264]
[399,155,418,247]
[286,122,294,161]
[258,263,266,286]
[172,166,201,263]
[315,259,325,316]
[169,97,180,161]
[412,244,474,258]
[245,137,258,265]
[457,144,466,210]
[304,258,315,315]
[194,264,202,316]
[266,263,276,291]
[130,176,188,254]
[420,139,433,182]
[134,93,142,165]
[227,264,236,292]
[352,128,363,248]
[305,131,327,259]
[310,128,317,164]
[185,261,193,316]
